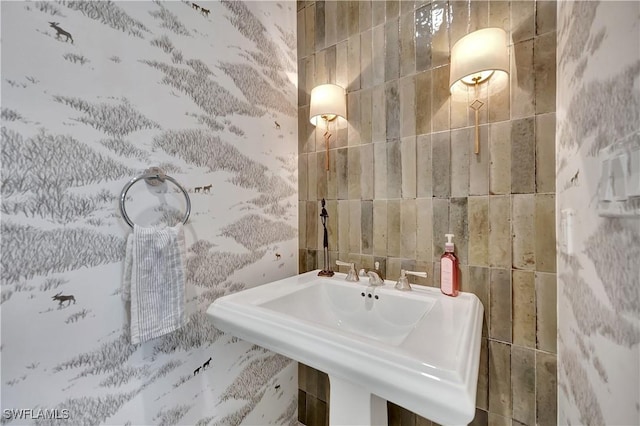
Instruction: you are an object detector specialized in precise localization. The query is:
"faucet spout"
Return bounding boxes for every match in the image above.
[366,271,384,286]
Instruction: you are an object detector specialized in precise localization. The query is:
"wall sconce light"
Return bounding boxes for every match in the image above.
[449,28,509,154]
[309,83,346,171]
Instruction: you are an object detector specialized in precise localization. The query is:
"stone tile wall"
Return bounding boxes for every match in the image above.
[297,1,557,425]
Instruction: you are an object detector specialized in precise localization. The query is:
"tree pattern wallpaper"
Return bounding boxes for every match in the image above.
[0,1,298,424]
[556,2,640,425]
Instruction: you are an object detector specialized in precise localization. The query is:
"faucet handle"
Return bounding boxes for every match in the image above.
[336,260,359,282]
[404,270,427,279]
[394,270,428,291]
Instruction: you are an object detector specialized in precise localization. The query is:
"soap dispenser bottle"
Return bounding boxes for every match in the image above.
[440,234,459,297]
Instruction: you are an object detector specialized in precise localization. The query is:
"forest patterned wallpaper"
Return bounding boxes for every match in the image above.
[557,2,640,425]
[0,1,298,425]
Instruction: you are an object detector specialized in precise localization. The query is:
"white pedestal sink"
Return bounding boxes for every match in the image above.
[207,271,484,426]
[329,376,388,426]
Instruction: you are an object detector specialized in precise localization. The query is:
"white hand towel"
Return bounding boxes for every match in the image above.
[122,223,187,345]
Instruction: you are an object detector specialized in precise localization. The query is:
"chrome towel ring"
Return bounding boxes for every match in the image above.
[119,167,191,228]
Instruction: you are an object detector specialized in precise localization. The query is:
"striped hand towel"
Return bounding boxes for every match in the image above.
[122,223,187,345]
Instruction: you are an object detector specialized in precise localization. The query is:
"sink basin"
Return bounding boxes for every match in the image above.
[259,277,435,346]
[207,270,484,425]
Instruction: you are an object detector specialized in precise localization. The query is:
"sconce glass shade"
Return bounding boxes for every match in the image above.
[309,83,346,126]
[449,28,509,93]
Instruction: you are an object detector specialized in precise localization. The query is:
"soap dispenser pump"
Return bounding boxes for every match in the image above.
[440,234,459,297]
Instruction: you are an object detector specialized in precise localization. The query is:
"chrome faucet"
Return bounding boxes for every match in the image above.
[394,270,428,291]
[366,271,384,286]
[335,260,359,282]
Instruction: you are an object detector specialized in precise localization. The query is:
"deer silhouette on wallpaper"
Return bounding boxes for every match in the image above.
[202,184,212,193]
[52,292,76,307]
[193,357,213,375]
[571,170,579,184]
[191,2,201,11]
[194,187,202,193]
[274,121,281,130]
[202,357,212,369]
[49,22,73,43]
[201,7,210,17]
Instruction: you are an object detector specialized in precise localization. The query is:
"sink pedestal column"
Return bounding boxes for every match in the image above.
[329,376,388,426]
